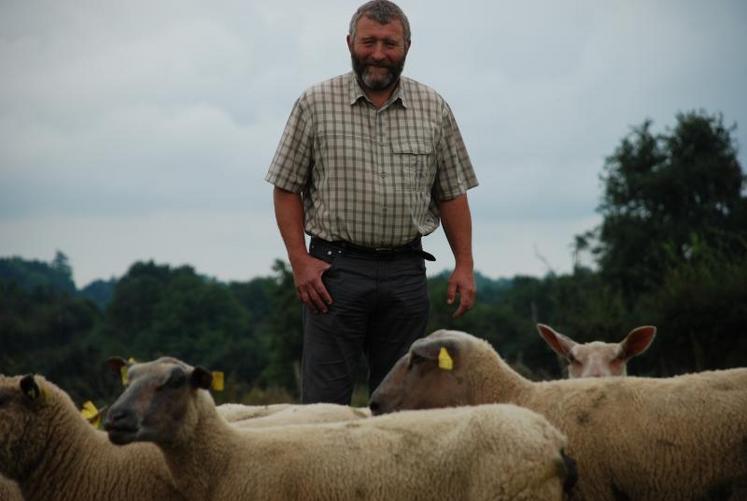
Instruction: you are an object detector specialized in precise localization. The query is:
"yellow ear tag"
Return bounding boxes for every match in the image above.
[438,347,454,371]
[120,366,128,385]
[211,371,224,392]
[80,401,102,428]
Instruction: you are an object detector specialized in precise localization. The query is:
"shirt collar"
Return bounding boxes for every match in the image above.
[348,71,407,109]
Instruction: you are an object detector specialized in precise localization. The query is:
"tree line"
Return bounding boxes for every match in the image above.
[1,110,745,407]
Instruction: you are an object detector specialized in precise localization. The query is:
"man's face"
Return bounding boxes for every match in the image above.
[348,15,409,92]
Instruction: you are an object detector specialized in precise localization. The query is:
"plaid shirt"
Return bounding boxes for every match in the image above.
[266,71,478,249]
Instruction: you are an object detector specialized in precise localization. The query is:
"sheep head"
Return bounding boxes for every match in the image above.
[536,324,656,378]
[104,357,213,448]
[369,330,475,415]
[0,375,52,479]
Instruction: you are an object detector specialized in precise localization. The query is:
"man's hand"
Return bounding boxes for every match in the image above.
[290,253,333,314]
[446,266,476,319]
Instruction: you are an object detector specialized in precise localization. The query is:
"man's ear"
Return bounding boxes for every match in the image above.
[346,34,354,51]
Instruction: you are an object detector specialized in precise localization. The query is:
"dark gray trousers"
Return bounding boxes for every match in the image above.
[301,238,430,404]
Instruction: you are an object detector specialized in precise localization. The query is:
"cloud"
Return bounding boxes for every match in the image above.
[1,0,745,286]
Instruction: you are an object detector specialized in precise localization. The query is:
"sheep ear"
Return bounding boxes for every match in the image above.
[106,356,130,385]
[620,326,656,359]
[20,375,41,401]
[106,356,128,375]
[411,338,458,370]
[190,367,213,390]
[537,324,576,359]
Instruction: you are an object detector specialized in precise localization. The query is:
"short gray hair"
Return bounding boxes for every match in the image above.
[349,0,411,44]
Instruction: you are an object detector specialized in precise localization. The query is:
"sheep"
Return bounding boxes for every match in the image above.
[369,329,747,501]
[104,356,576,501]
[216,402,371,429]
[216,402,294,421]
[0,374,184,501]
[228,403,371,429]
[536,324,656,378]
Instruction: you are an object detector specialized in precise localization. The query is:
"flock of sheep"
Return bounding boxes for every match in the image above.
[1,324,745,500]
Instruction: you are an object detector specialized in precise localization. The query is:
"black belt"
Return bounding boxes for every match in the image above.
[310,237,436,261]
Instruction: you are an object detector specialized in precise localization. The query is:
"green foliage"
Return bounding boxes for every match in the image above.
[100,261,267,396]
[0,252,76,295]
[586,111,746,302]
[0,280,107,404]
[633,245,747,376]
[79,278,117,310]
[257,260,303,396]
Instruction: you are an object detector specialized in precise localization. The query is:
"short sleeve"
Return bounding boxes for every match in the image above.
[432,102,478,201]
[265,97,314,193]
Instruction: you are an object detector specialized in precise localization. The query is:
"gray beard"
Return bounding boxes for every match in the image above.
[351,55,405,92]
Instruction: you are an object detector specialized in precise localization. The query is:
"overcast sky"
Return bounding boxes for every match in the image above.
[1,0,745,287]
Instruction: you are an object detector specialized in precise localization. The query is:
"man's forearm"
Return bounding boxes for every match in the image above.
[439,194,474,270]
[273,187,308,262]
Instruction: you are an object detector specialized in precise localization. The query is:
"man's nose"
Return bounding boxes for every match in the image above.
[370,42,387,60]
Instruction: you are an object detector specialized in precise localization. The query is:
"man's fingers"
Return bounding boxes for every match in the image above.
[446,281,457,305]
[452,303,467,319]
[297,287,318,314]
[305,286,329,314]
[318,285,333,306]
[451,294,474,319]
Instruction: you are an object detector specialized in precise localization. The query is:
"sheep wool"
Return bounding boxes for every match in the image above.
[218,402,370,429]
[0,374,184,501]
[104,357,575,501]
[370,329,747,501]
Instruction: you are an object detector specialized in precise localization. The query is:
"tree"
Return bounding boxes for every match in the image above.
[99,261,266,403]
[0,254,76,295]
[580,111,746,302]
[258,260,304,395]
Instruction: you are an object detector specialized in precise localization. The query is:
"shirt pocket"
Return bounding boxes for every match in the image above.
[390,138,433,192]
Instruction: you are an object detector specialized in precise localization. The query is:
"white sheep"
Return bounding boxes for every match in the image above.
[369,329,747,501]
[104,356,576,501]
[227,402,370,428]
[216,402,370,428]
[0,374,184,501]
[536,324,656,378]
[216,402,294,421]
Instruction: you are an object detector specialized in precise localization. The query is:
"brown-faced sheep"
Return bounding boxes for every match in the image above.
[104,356,575,501]
[0,374,183,501]
[369,329,747,501]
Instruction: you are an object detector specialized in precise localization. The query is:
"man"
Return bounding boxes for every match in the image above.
[266,0,478,404]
